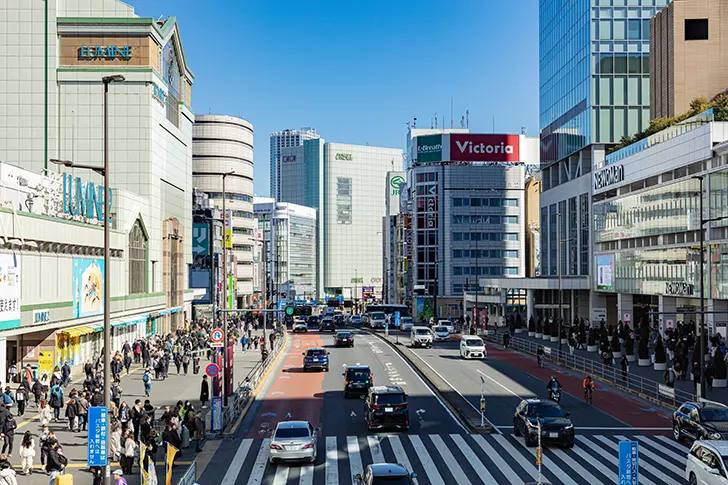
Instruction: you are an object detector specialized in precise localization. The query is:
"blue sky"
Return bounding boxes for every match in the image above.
[127,0,539,196]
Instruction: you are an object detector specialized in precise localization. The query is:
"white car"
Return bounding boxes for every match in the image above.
[686,440,728,485]
[433,325,450,342]
[460,336,487,359]
[292,320,308,333]
[269,421,319,464]
[436,319,455,333]
[369,312,387,329]
[410,326,433,348]
[401,317,414,331]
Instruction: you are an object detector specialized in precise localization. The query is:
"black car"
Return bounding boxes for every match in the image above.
[354,463,417,484]
[513,399,574,448]
[673,400,728,441]
[319,318,336,332]
[365,386,409,431]
[334,331,355,348]
[308,315,320,327]
[344,365,373,398]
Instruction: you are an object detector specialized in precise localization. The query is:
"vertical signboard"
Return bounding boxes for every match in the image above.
[386,172,405,217]
[192,223,210,256]
[228,275,234,309]
[223,210,233,249]
[0,254,20,330]
[618,440,639,485]
[394,311,401,328]
[87,406,108,467]
[211,396,223,432]
[73,258,105,318]
[596,254,614,291]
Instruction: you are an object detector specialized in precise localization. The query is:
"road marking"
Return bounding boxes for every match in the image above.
[271,464,289,485]
[476,368,521,398]
[220,438,253,485]
[387,435,414,475]
[449,434,492,484]
[550,446,609,484]
[654,434,690,453]
[575,434,661,485]
[595,435,674,484]
[634,435,688,474]
[471,434,521,484]
[367,435,385,463]
[494,426,672,431]
[409,435,446,485]
[247,438,271,485]
[325,436,339,485]
[347,436,363,485]
[514,435,579,485]
[570,439,623,485]
[299,464,314,485]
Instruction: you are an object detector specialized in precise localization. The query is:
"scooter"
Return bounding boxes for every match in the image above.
[549,388,561,404]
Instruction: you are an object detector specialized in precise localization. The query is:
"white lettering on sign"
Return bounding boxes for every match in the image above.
[593,164,625,190]
[455,140,514,155]
[665,282,695,296]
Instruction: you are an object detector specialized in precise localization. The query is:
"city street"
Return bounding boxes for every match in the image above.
[199,328,691,485]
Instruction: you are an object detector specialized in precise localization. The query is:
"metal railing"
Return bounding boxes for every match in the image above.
[485,330,695,408]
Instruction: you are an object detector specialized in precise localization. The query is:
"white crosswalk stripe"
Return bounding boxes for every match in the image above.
[218,433,689,485]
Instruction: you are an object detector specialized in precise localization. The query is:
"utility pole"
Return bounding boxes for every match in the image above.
[221,170,234,406]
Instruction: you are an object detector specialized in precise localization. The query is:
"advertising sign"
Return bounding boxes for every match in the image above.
[178,462,197,485]
[211,396,223,432]
[618,440,639,485]
[192,223,209,256]
[38,351,54,376]
[596,254,614,291]
[416,134,443,163]
[592,308,606,324]
[87,406,108,467]
[533,230,541,276]
[394,311,401,328]
[450,134,520,162]
[73,258,104,318]
[0,254,20,331]
[223,210,233,249]
[415,296,434,321]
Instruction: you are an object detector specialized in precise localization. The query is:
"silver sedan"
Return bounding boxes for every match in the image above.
[268,421,320,464]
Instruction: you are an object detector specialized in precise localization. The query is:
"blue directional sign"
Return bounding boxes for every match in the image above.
[618,440,639,485]
[394,311,401,328]
[88,406,108,467]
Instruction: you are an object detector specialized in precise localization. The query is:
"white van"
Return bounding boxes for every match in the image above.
[410,326,433,348]
[460,336,486,359]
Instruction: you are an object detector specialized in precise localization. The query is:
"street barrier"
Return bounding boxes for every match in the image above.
[177,461,197,485]
[486,329,696,408]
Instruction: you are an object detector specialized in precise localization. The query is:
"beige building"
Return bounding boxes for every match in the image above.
[651,0,728,119]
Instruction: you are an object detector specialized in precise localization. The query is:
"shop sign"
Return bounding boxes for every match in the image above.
[38,351,54,375]
[223,210,233,249]
[416,135,443,163]
[593,164,625,190]
[665,281,695,296]
[72,258,105,318]
[152,83,166,107]
[335,153,353,161]
[282,155,297,163]
[0,254,20,331]
[390,175,405,196]
[78,45,132,60]
[450,134,520,162]
[62,173,113,223]
[33,309,50,325]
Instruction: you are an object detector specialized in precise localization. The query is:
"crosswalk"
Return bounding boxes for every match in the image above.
[218,432,690,485]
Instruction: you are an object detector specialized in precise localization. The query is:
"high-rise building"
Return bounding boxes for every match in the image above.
[279,139,403,299]
[270,128,318,200]
[193,115,255,308]
[651,0,728,119]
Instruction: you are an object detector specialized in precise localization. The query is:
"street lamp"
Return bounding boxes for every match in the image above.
[51,72,124,485]
[221,170,234,406]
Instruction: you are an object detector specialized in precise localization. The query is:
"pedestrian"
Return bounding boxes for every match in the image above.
[194,411,205,452]
[131,400,144,442]
[14,386,26,418]
[31,380,42,407]
[0,414,16,457]
[113,469,128,485]
[182,353,190,375]
[45,441,67,484]
[123,430,136,475]
[568,333,576,356]
[91,466,103,485]
[142,369,152,397]
[0,454,17,485]
[200,375,209,409]
[61,361,71,387]
[193,356,200,375]
[118,401,130,431]
[664,366,677,388]
[65,398,78,432]
[241,336,247,353]
[48,383,63,422]
[253,337,259,350]
[77,392,89,432]
[18,431,34,475]
[109,419,122,462]
[7,364,16,385]
[692,362,701,394]
[706,361,715,391]
[143,399,156,423]
[174,354,182,375]
[620,355,629,385]
[0,389,13,412]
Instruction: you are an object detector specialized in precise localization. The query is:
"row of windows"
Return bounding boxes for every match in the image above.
[232,244,253,251]
[452,215,519,225]
[416,172,438,183]
[453,232,519,241]
[206,192,253,203]
[453,266,519,276]
[452,198,519,207]
[593,18,650,41]
[594,53,649,75]
[232,227,253,235]
[231,210,253,219]
[453,249,519,259]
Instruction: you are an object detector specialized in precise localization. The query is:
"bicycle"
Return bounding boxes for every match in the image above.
[537,354,544,368]
[583,386,593,405]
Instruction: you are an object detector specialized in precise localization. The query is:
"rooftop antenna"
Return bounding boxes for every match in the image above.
[466,110,470,129]
[492,116,495,133]
[460,115,465,129]
[521,127,527,135]
[413,117,417,128]
[434,113,438,129]
[406,121,411,130]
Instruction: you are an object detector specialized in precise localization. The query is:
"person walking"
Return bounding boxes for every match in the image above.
[194,411,205,452]
[664,366,677,388]
[65,398,78,432]
[60,361,71,387]
[48,383,63,422]
[0,414,16,457]
[200,375,209,409]
[18,431,34,475]
[620,355,629,386]
[131,400,144,443]
[0,389,14,412]
[38,427,50,472]
[122,430,136,475]
[692,362,701,394]
[142,369,152,397]
[113,469,128,485]
[45,440,67,484]
[706,361,715,391]
[14,386,26,418]
[77,392,89,432]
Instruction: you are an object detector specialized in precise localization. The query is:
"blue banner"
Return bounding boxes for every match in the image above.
[618,440,639,485]
[88,406,108,467]
[394,311,401,328]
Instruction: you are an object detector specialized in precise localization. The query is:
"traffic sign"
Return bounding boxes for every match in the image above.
[210,328,224,343]
[205,363,220,378]
[479,397,486,413]
[618,440,639,485]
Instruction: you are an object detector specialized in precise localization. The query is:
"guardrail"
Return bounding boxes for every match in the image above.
[485,329,695,408]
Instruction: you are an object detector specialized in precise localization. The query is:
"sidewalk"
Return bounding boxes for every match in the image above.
[12,341,267,485]
[494,328,728,405]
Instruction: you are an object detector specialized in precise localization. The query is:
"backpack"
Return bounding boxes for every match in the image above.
[143,373,150,383]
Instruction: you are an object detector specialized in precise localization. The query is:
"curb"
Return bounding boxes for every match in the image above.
[366,330,493,434]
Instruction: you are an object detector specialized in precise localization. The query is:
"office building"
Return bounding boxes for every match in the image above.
[193,115,255,308]
[383,171,405,304]
[0,0,200,377]
[270,128,319,200]
[254,198,317,301]
[651,0,728,119]
[279,139,403,299]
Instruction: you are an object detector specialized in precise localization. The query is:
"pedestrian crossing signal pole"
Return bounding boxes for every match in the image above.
[479,376,486,428]
[536,415,543,485]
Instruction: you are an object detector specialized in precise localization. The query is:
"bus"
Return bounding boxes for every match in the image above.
[364,304,409,318]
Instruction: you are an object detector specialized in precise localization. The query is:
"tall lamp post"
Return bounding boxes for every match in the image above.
[221,170,234,406]
[51,73,124,485]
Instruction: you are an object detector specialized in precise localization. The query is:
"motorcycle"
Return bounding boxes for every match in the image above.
[548,388,561,403]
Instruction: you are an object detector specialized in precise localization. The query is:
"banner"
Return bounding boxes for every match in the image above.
[73,258,105,318]
[0,253,20,331]
[148,454,158,485]
[166,443,178,485]
[38,351,54,376]
[139,443,148,485]
[223,210,233,249]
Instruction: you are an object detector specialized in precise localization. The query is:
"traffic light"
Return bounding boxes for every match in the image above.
[304,306,312,316]
[285,306,295,316]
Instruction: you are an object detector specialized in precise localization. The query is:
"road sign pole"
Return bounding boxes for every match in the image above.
[480,376,485,428]
[536,416,543,485]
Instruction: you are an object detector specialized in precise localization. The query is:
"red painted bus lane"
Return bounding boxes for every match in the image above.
[247,332,326,439]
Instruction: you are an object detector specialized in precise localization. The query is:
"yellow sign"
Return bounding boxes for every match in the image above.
[223,210,233,249]
[166,443,178,485]
[139,443,148,485]
[38,351,54,376]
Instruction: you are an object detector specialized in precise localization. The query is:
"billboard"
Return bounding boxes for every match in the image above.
[415,296,434,321]
[223,210,233,249]
[192,223,209,256]
[73,258,105,318]
[0,254,20,330]
[450,134,520,162]
[596,254,614,291]
[416,135,443,163]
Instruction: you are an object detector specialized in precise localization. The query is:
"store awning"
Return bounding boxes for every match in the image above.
[61,325,96,338]
[112,314,149,329]
[159,306,182,316]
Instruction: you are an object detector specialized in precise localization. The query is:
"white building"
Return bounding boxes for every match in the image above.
[193,115,255,308]
[269,128,318,201]
[279,139,403,299]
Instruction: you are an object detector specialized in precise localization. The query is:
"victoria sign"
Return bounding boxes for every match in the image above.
[449,134,519,162]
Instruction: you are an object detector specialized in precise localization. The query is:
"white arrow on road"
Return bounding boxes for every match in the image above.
[285,412,292,419]
[350,411,357,418]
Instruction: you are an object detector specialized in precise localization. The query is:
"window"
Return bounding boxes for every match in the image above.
[336,177,352,224]
[504,216,518,224]
[685,19,708,40]
[627,19,641,39]
[128,220,147,294]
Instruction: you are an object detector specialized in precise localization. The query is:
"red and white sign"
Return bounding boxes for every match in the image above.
[666,319,674,329]
[623,313,631,324]
[450,134,520,162]
[205,363,220,377]
[210,328,224,348]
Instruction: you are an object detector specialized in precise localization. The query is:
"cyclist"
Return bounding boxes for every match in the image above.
[583,375,595,404]
[536,346,545,368]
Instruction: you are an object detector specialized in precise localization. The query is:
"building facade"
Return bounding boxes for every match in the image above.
[651,0,728,119]
[254,198,317,301]
[0,0,199,377]
[269,128,318,201]
[279,139,403,299]
[193,115,255,308]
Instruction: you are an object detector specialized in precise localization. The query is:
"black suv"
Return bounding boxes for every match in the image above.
[674,400,728,442]
[365,386,409,431]
[334,331,355,348]
[513,399,574,448]
[343,365,373,398]
[307,315,320,327]
[319,318,336,332]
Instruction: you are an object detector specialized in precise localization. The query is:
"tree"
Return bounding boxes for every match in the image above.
[715,348,727,380]
[638,324,649,359]
[611,331,621,352]
[690,96,710,115]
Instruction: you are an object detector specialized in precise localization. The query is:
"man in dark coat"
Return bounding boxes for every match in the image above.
[200,376,209,409]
